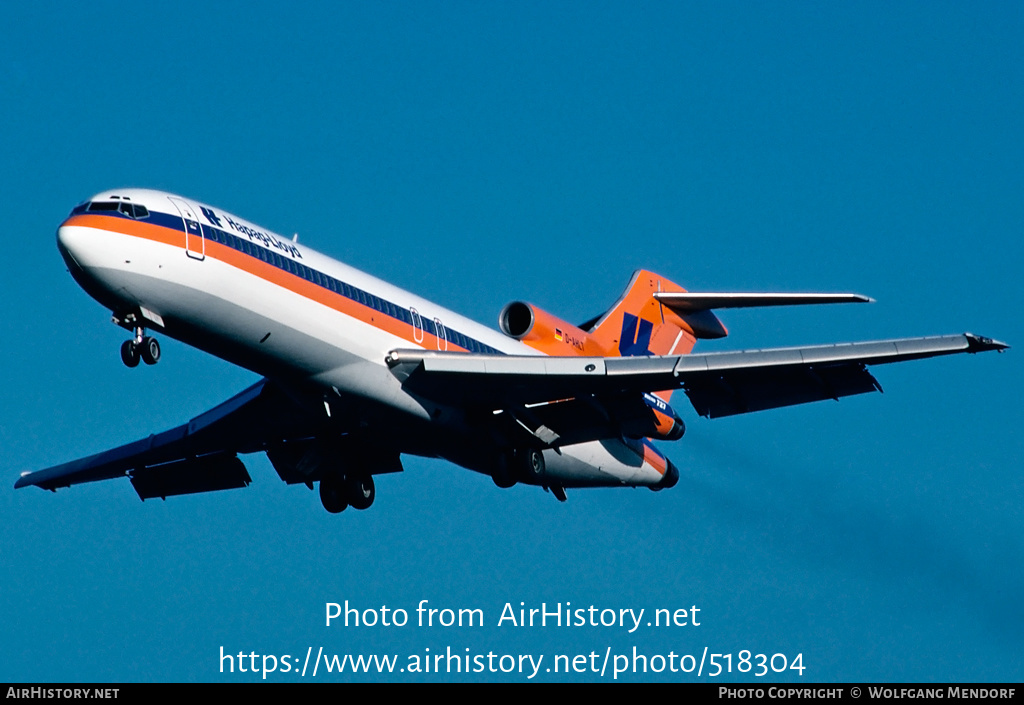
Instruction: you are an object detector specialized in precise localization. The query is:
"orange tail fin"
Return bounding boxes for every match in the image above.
[585,270,703,404]
[585,270,699,359]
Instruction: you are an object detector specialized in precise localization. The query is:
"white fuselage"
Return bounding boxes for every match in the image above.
[57,189,675,489]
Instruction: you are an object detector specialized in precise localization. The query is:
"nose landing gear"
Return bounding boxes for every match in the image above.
[120,325,161,367]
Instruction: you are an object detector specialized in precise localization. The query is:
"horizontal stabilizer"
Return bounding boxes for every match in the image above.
[653,292,873,339]
[653,292,873,311]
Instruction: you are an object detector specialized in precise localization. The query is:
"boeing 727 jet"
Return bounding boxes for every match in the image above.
[14,189,1007,513]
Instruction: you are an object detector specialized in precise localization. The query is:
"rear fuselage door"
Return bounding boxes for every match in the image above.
[168,197,205,260]
[434,318,448,351]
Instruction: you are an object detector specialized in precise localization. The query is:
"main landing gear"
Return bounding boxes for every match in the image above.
[120,326,160,368]
[319,474,375,514]
[491,448,566,502]
[491,447,545,488]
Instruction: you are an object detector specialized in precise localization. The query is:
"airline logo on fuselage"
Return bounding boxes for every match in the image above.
[200,206,302,259]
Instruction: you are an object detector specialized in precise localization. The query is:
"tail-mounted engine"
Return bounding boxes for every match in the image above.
[499,301,603,356]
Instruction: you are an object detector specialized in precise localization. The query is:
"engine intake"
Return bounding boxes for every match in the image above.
[499,301,536,339]
[498,301,598,355]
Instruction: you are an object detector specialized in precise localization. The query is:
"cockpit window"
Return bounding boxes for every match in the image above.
[85,201,150,219]
[87,201,119,212]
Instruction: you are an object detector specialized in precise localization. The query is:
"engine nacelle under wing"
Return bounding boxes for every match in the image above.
[624,392,686,442]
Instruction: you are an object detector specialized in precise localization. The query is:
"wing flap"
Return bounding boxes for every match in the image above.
[683,363,881,418]
[129,454,252,500]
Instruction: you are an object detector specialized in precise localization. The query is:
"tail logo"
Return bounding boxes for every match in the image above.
[618,313,654,356]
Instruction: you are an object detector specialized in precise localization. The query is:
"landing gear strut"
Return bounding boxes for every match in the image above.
[120,325,160,367]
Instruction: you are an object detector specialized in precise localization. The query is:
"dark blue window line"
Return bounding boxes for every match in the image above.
[198,220,504,354]
[199,225,505,354]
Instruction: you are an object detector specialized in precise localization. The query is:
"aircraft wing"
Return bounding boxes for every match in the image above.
[14,379,329,497]
[387,333,1007,419]
[16,333,1007,496]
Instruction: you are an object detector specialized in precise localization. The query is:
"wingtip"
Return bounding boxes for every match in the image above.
[965,333,1009,352]
[14,470,50,490]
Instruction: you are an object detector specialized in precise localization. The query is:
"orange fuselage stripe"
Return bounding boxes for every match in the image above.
[66,213,457,353]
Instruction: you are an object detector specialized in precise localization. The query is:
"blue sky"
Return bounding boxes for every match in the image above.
[1,1,1021,682]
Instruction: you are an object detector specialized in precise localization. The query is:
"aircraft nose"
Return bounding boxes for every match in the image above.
[56,222,87,271]
[56,220,110,278]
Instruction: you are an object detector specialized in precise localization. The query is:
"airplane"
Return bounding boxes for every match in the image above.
[14,188,1008,513]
